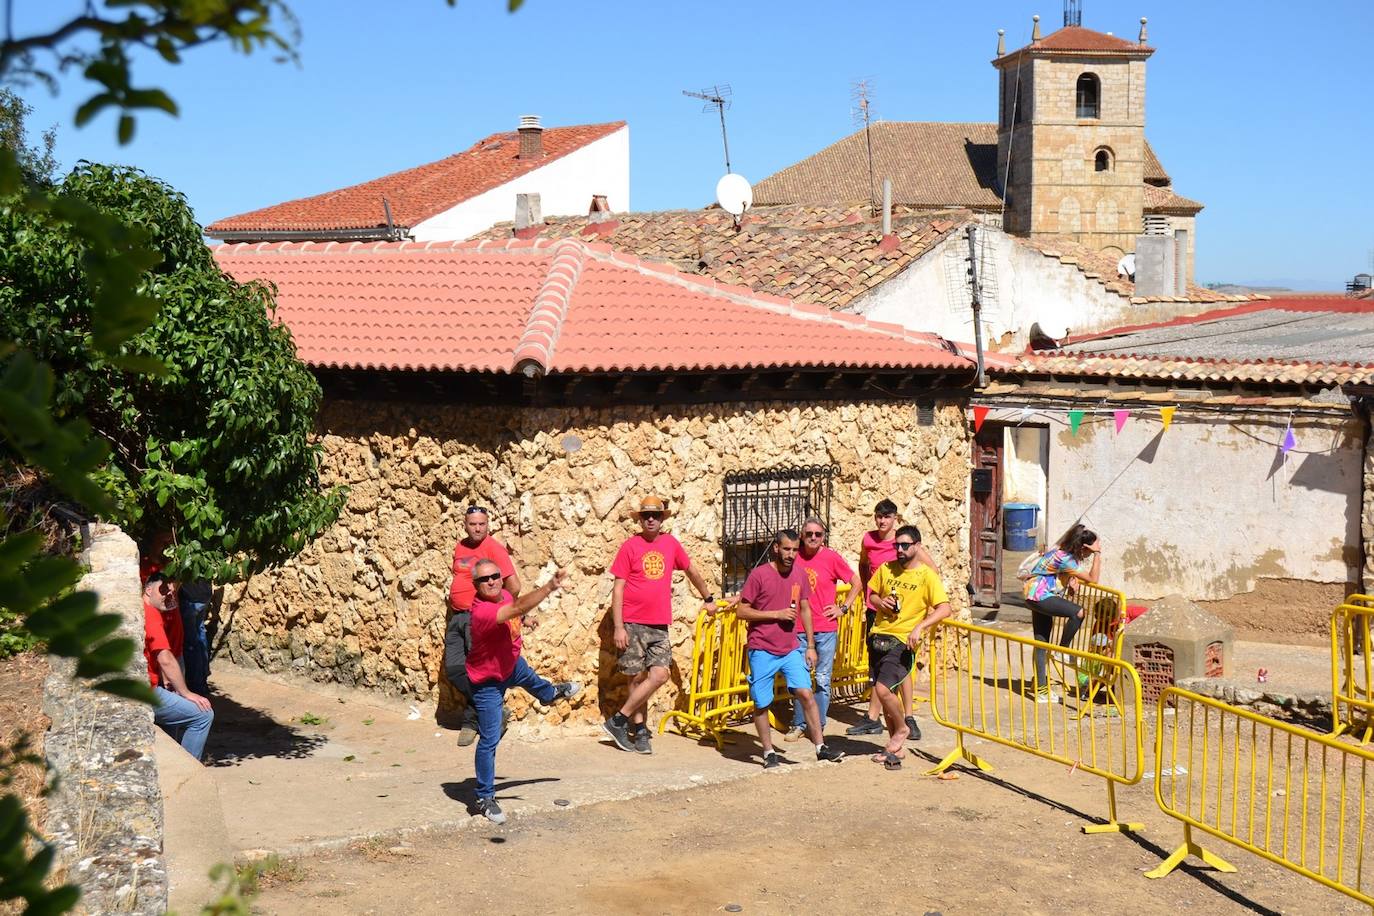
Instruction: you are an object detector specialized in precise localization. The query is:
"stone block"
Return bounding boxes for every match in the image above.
[1123,594,1234,704]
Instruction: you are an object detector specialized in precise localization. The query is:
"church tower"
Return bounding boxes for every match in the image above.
[993,9,1153,260]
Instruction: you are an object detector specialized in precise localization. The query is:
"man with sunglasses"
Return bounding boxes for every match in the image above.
[783,517,862,741]
[466,559,581,824]
[864,524,951,768]
[603,495,713,754]
[849,499,940,739]
[446,506,522,747]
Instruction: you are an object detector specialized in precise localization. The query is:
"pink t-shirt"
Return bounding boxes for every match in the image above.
[794,547,856,634]
[740,562,804,655]
[610,533,691,626]
[860,530,897,596]
[466,590,522,684]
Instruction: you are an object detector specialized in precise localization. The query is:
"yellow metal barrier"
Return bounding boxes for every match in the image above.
[1332,603,1374,746]
[830,583,871,701]
[657,602,752,747]
[926,619,1146,835]
[1045,581,1130,719]
[1148,687,1374,909]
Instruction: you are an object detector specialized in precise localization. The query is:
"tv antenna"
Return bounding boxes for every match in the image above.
[1064,0,1082,27]
[851,78,878,215]
[683,84,734,173]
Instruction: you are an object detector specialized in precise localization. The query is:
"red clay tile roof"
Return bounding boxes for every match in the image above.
[1142,183,1202,214]
[204,122,625,237]
[752,122,1178,209]
[1001,26,1153,62]
[211,238,974,376]
[469,203,965,310]
[996,298,1374,385]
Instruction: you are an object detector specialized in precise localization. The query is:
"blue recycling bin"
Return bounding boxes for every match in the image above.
[1004,502,1040,551]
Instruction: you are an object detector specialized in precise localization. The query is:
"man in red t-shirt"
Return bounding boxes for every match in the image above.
[465,560,581,824]
[785,516,862,740]
[736,529,845,768]
[445,506,522,747]
[143,573,214,761]
[602,495,713,755]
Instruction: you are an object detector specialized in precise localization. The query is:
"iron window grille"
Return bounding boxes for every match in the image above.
[721,465,836,593]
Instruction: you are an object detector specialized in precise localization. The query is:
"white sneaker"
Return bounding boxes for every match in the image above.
[1035,690,1063,705]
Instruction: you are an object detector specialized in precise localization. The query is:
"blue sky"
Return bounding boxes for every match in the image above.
[12,1,1374,289]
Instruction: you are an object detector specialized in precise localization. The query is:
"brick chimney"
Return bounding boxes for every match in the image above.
[518,115,543,159]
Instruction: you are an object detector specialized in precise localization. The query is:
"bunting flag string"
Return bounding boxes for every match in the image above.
[1113,409,1130,434]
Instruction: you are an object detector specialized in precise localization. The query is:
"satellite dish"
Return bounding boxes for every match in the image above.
[715,173,752,216]
[1117,253,1136,281]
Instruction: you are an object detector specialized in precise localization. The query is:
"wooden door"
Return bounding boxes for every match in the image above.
[970,423,1003,607]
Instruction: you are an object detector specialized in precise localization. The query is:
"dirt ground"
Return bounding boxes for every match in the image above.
[1197,578,1347,638]
[252,729,1368,916]
[0,652,50,826]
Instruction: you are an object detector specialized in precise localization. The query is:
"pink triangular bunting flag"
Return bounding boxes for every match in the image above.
[1114,410,1130,434]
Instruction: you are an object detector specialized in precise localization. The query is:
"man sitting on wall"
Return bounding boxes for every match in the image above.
[446,505,522,747]
[143,572,215,761]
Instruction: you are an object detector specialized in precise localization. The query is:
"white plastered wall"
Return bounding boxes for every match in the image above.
[412,126,630,241]
[977,405,1362,601]
[847,224,1209,351]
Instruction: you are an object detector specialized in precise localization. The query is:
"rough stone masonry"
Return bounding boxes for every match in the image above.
[221,398,973,731]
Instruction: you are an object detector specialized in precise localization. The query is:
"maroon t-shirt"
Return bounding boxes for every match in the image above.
[740,562,805,655]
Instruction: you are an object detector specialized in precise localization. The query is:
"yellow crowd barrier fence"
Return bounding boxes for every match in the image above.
[830,584,871,701]
[1148,686,1373,909]
[1332,603,1373,746]
[658,602,752,747]
[1047,581,1130,719]
[926,619,1145,835]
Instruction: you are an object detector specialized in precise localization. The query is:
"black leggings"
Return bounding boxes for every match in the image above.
[1028,595,1083,689]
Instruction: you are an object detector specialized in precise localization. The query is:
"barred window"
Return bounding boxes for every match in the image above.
[721,465,836,593]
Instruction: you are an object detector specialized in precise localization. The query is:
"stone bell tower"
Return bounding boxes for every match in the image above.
[993,10,1154,260]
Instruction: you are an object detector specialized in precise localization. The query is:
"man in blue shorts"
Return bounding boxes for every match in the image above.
[735,529,845,769]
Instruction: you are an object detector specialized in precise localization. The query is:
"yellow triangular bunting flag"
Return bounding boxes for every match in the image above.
[1160,406,1176,431]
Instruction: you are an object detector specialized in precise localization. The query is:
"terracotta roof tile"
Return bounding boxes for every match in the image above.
[752,121,1176,209]
[1142,183,1203,213]
[212,239,974,376]
[205,122,625,236]
[469,203,963,311]
[1015,26,1152,54]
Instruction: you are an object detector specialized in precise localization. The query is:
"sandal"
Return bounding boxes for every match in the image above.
[872,750,903,770]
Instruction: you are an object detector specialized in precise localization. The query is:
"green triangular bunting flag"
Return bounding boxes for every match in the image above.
[1068,410,1084,435]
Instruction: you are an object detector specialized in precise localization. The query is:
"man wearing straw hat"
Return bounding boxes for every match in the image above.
[602,495,714,754]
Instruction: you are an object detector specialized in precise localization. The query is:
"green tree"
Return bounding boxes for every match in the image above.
[0,162,346,582]
[0,89,57,186]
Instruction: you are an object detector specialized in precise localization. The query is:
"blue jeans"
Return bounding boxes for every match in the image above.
[791,631,838,729]
[153,686,214,761]
[180,598,212,696]
[471,657,556,800]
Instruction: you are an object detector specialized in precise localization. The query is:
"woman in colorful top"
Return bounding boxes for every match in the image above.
[1024,524,1102,702]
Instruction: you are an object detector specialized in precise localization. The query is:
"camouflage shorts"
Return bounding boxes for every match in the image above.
[619,623,672,674]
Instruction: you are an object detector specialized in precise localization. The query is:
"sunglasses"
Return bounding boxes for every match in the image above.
[894,541,916,550]
[802,531,825,538]
[474,572,503,584]
[465,506,489,517]
[640,511,664,520]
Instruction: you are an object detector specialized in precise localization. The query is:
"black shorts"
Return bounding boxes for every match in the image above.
[867,633,914,690]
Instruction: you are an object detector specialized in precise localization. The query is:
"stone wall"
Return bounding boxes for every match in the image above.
[221,398,973,728]
[44,525,167,915]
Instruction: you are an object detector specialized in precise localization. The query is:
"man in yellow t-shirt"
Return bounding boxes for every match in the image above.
[865,524,951,769]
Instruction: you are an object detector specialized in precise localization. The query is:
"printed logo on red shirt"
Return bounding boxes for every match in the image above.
[805,567,818,592]
[642,551,666,580]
